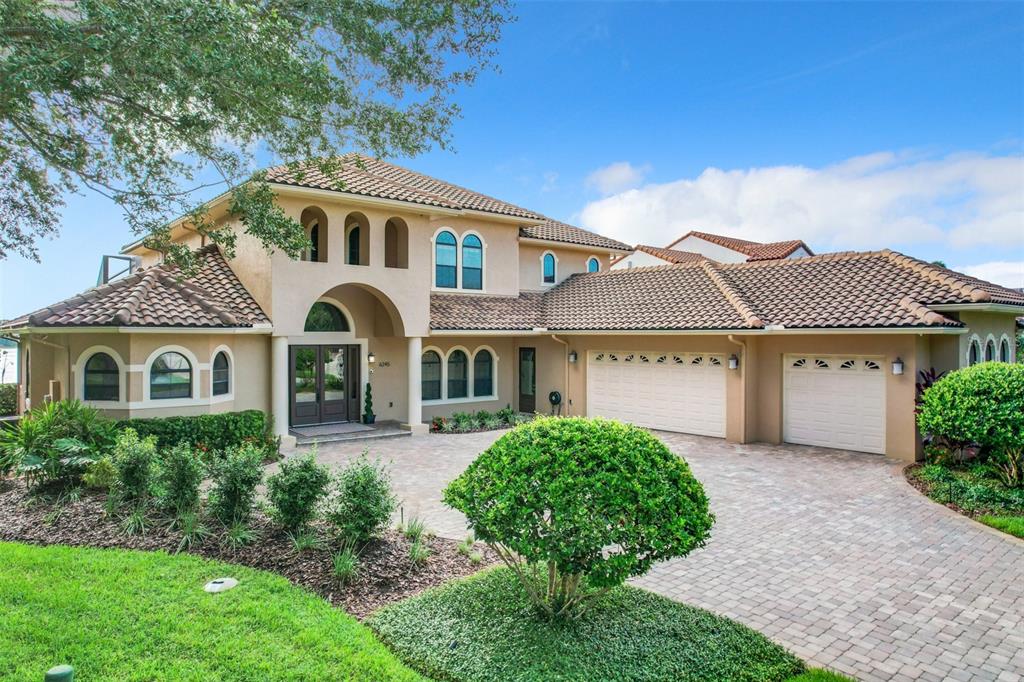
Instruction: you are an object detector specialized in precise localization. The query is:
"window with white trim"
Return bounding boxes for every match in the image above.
[422,346,498,403]
[968,337,981,366]
[473,349,493,396]
[212,351,230,396]
[435,231,457,288]
[985,338,996,362]
[462,234,483,290]
[83,352,119,401]
[1000,336,1011,363]
[447,349,468,399]
[586,257,600,273]
[542,252,556,284]
[422,351,442,400]
[150,352,192,399]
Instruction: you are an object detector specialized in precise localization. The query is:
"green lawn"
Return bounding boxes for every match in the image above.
[368,566,807,682]
[0,542,422,682]
[979,515,1024,539]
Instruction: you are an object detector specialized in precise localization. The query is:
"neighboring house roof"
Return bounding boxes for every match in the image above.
[265,154,544,220]
[2,246,269,330]
[630,244,707,264]
[431,250,1024,332]
[669,230,814,261]
[519,219,632,252]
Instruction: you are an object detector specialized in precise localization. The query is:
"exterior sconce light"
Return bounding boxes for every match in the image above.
[367,351,376,364]
[568,350,578,363]
[728,354,739,370]
[892,357,904,375]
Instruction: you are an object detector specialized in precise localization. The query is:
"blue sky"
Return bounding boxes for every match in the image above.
[2,1,1022,320]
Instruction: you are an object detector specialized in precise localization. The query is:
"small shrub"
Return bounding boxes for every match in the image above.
[266,451,331,531]
[452,412,477,432]
[120,507,148,536]
[0,383,16,416]
[325,452,396,542]
[430,416,447,432]
[155,442,204,515]
[482,414,503,431]
[444,417,714,620]
[112,428,157,507]
[408,538,430,567]
[496,405,516,425]
[468,550,483,565]
[439,418,456,433]
[989,447,1023,488]
[223,520,258,550]
[918,363,1024,451]
[403,516,426,542]
[457,533,475,557]
[208,442,264,525]
[289,530,325,552]
[174,510,211,553]
[332,540,360,584]
[82,457,118,490]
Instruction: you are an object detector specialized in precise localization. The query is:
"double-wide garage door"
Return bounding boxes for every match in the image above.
[587,351,726,437]
[783,355,886,454]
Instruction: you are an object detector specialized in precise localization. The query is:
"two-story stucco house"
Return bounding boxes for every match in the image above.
[3,155,1022,460]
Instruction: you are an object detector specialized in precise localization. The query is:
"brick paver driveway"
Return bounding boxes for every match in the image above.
[301,431,1024,682]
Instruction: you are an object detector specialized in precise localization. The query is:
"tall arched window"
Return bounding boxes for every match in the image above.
[435,231,457,288]
[473,349,493,397]
[985,339,996,362]
[462,234,483,290]
[542,252,556,284]
[308,222,320,263]
[300,206,328,262]
[968,338,981,366]
[304,302,350,332]
[447,349,468,399]
[150,352,192,399]
[347,225,360,265]
[422,351,441,401]
[1000,337,1011,363]
[587,257,600,273]
[84,352,119,401]
[212,351,230,396]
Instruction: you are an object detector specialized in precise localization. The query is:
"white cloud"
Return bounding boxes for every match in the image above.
[585,161,650,195]
[578,152,1024,254]
[953,261,1024,289]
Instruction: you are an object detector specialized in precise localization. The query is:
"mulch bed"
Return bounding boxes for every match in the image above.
[904,463,1006,519]
[0,478,496,619]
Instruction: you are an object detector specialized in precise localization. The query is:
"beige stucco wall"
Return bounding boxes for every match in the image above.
[957,311,1018,366]
[518,244,609,291]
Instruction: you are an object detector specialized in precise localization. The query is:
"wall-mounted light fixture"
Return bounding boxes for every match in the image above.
[367,351,376,364]
[568,350,578,364]
[891,357,904,375]
[728,354,739,370]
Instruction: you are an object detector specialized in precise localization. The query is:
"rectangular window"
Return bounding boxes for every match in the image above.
[448,358,467,399]
[84,373,119,401]
[151,373,191,399]
[474,360,492,396]
[422,364,441,401]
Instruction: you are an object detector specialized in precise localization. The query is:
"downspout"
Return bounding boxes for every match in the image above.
[551,334,569,416]
[727,335,747,443]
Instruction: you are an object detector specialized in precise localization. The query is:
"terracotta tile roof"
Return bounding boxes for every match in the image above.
[669,230,814,261]
[519,219,632,252]
[430,293,544,331]
[430,250,1024,332]
[265,154,544,220]
[631,244,707,264]
[2,246,269,329]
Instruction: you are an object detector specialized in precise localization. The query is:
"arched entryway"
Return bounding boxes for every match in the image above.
[289,300,361,427]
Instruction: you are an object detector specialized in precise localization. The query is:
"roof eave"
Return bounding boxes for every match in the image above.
[518,236,633,254]
[428,325,968,336]
[927,303,1024,314]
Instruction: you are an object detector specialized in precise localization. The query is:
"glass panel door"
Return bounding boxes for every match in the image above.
[291,346,320,426]
[519,347,536,413]
[320,346,348,423]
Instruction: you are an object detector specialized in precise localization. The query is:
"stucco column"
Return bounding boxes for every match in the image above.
[404,336,427,435]
[271,336,296,449]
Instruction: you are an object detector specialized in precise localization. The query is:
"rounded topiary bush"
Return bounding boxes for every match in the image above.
[917,362,1024,450]
[443,417,714,618]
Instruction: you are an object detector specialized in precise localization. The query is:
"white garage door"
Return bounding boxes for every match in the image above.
[587,352,726,437]
[784,355,886,454]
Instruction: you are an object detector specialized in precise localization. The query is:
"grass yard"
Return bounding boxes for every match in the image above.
[368,566,808,682]
[978,515,1024,539]
[0,542,422,681]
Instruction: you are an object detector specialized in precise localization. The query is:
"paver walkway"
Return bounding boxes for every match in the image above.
[298,431,1024,682]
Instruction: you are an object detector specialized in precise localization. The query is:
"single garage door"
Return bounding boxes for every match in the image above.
[783,355,886,454]
[587,352,726,437]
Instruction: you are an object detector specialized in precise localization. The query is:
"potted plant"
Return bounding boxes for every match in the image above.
[362,382,375,424]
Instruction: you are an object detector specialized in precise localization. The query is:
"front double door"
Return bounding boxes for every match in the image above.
[290,345,361,427]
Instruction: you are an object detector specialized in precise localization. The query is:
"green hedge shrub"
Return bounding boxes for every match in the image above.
[208,442,265,525]
[443,417,714,619]
[0,383,16,416]
[917,363,1024,451]
[155,442,205,515]
[267,452,332,531]
[325,453,396,542]
[112,428,157,508]
[115,410,271,454]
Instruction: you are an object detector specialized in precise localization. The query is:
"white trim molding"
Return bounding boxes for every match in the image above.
[999,333,1014,363]
[72,345,128,408]
[420,344,499,406]
[965,334,983,367]
[209,344,235,404]
[984,333,998,362]
[586,256,601,273]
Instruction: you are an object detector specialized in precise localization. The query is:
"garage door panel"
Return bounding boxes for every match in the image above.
[587,352,726,438]
[784,355,886,455]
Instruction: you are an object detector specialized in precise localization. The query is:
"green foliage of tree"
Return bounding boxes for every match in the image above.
[917,363,1024,450]
[443,417,715,619]
[0,0,511,269]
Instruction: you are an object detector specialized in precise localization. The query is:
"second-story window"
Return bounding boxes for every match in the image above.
[348,225,360,265]
[587,256,600,273]
[435,231,457,288]
[308,222,320,262]
[542,252,556,284]
[462,234,483,290]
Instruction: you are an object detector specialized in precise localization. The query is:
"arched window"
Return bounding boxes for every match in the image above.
[385,218,409,269]
[347,224,360,265]
[300,206,328,262]
[968,338,981,366]
[447,349,468,399]
[308,222,320,263]
[542,252,556,284]
[1000,337,1011,363]
[83,352,119,401]
[462,234,483,290]
[587,257,600,273]
[435,231,457,288]
[422,351,441,401]
[473,349,493,397]
[985,339,996,362]
[150,352,192,399]
[304,302,350,332]
[212,351,230,396]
